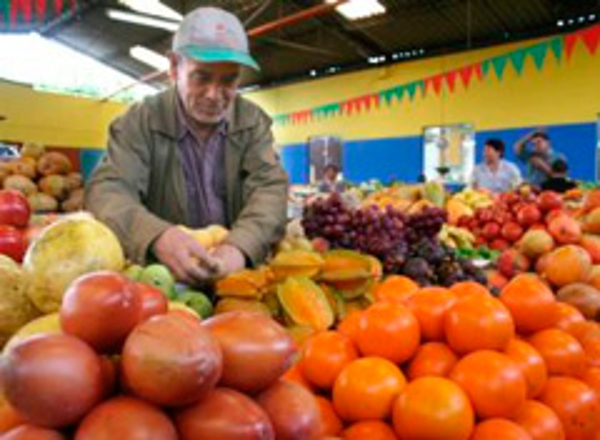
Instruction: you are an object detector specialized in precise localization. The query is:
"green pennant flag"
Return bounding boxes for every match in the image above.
[406,81,424,101]
[480,60,491,79]
[322,103,340,117]
[509,48,528,75]
[527,42,549,71]
[549,37,563,63]
[492,55,508,80]
[379,86,404,106]
[1,0,9,25]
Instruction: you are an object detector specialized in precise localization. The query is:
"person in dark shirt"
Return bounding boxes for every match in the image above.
[541,159,577,193]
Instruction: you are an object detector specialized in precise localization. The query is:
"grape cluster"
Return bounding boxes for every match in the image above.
[302,194,485,287]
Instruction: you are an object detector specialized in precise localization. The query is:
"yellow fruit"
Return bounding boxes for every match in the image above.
[3,313,61,354]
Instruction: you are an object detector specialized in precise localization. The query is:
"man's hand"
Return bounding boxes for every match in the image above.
[152,226,220,285]
[211,244,246,278]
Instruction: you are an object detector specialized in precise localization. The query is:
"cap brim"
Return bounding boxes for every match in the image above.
[178,46,260,71]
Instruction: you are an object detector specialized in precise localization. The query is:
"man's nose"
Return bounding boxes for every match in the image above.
[205,82,220,99]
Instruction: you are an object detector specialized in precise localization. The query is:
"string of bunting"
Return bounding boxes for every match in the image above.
[1,0,79,26]
[272,24,600,127]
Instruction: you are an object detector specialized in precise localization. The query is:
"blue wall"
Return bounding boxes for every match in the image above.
[281,122,597,184]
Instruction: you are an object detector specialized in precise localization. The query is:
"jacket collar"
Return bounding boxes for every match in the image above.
[148,87,254,140]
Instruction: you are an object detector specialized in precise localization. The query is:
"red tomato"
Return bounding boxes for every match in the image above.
[257,380,321,440]
[0,225,27,263]
[131,282,168,321]
[75,396,178,440]
[60,271,142,353]
[177,388,275,440]
[0,190,30,228]
[121,312,222,407]
[2,334,104,429]
[203,312,296,394]
[517,205,542,227]
[1,425,65,439]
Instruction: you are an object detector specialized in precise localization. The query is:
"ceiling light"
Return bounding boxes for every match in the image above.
[118,0,182,21]
[420,49,425,54]
[568,19,574,25]
[379,55,386,62]
[310,70,317,77]
[107,9,180,31]
[392,53,398,60]
[332,0,386,21]
[557,19,564,26]
[579,16,586,23]
[130,45,170,70]
[590,14,596,21]
[368,56,380,64]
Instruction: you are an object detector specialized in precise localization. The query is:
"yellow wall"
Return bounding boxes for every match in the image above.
[246,33,600,145]
[0,80,127,148]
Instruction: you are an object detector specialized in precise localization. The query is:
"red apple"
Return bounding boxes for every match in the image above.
[537,191,564,212]
[0,225,27,262]
[490,238,510,251]
[482,222,501,240]
[0,190,30,228]
[497,249,530,279]
[516,204,542,227]
[501,222,524,242]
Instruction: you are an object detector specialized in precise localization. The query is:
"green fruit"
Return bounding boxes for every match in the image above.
[177,290,213,319]
[123,264,144,281]
[139,264,175,298]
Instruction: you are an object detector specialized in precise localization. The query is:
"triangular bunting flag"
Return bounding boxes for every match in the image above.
[1,0,10,25]
[36,0,47,22]
[565,33,579,60]
[458,65,475,89]
[54,0,64,14]
[581,25,600,55]
[527,43,549,71]
[406,82,419,100]
[509,49,527,75]
[474,63,484,81]
[444,70,457,93]
[380,85,405,106]
[11,0,33,24]
[549,37,563,63]
[425,75,444,96]
[491,55,508,80]
[481,60,491,78]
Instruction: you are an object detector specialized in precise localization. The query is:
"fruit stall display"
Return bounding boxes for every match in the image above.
[1,185,600,438]
[0,143,84,214]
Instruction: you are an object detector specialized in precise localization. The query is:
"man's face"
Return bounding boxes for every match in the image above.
[532,135,550,154]
[484,145,500,164]
[170,56,241,125]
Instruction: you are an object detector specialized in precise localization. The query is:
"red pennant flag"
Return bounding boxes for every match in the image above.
[565,32,580,60]
[458,65,474,89]
[11,0,33,24]
[36,0,47,22]
[581,25,600,55]
[340,100,353,116]
[445,70,457,93]
[70,0,77,12]
[432,74,444,96]
[54,0,63,14]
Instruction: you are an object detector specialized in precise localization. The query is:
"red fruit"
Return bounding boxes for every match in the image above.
[517,205,542,227]
[0,225,27,263]
[498,249,530,279]
[121,312,223,407]
[580,234,600,264]
[176,388,275,440]
[501,222,524,243]
[203,312,296,395]
[132,282,168,322]
[257,380,321,440]
[0,190,30,228]
[60,272,143,353]
[490,239,510,251]
[548,215,582,244]
[537,191,564,212]
[477,209,494,223]
[482,222,501,240]
[75,397,178,440]
[1,425,65,439]
[545,209,565,225]
[2,334,104,428]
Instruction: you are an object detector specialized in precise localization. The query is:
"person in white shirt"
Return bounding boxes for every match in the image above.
[472,139,521,193]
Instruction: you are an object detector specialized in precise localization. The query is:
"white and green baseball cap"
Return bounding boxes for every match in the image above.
[172,7,259,71]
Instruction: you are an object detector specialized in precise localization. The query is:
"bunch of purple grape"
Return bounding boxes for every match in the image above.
[404,206,448,244]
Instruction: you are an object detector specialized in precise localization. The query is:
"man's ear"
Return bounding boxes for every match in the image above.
[167,51,179,82]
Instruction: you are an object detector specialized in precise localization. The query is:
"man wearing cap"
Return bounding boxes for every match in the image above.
[85,7,288,285]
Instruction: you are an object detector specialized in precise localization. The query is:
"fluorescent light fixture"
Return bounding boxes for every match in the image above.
[557,19,564,26]
[130,45,170,70]
[309,69,317,77]
[107,8,180,31]
[590,14,596,20]
[118,0,182,21]
[329,0,386,21]
[579,16,586,22]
